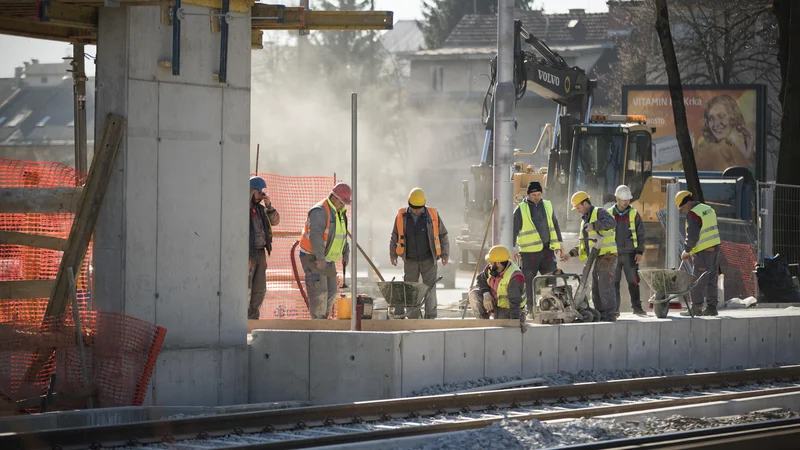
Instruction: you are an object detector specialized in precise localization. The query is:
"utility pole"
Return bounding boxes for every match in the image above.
[70,44,88,176]
[492,0,516,248]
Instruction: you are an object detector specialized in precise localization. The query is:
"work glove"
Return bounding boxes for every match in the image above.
[482,292,494,313]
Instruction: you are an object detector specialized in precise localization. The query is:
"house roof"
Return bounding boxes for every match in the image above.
[443,11,611,48]
[21,62,71,78]
[380,20,425,54]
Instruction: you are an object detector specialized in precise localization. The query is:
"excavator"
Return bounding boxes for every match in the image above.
[455,19,755,270]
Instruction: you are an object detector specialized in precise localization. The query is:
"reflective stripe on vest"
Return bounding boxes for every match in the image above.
[688,203,721,254]
[299,198,347,261]
[517,200,561,252]
[608,206,638,249]
[488,261,526,310]
[579,207,617,260]
[395,207,441,257]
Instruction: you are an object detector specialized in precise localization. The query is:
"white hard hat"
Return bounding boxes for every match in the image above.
[615,185,633,201]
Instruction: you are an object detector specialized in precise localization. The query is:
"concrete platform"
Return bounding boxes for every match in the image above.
[249,309,800,405]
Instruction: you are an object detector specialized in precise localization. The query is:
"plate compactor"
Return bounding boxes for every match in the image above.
[530,246,601,324]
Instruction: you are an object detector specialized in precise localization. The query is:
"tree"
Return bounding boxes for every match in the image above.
[654,0,704,202]
[773,0,800,186]
[419,0,534,50]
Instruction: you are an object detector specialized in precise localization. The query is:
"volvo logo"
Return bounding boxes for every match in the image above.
[538,69,560,87]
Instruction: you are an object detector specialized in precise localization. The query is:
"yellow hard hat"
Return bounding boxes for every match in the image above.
[571,191,590,209]
[408,187,426,207]
[674,190,693,208]
[485,245,511,263]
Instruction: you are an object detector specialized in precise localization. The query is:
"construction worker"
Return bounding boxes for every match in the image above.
[566,191,618,322]
[249,176,280,320]
[513,181,565,314]
[467,245,526,328]
[299,182,351,319]
[609,185,647,316]
[676,191,721,316]
[389,187,449,319]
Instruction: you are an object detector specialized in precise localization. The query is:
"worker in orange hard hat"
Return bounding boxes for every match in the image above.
[675,190,721,317]
[299,182,351,319]
[467,245,527,333]
[390,187,449,319]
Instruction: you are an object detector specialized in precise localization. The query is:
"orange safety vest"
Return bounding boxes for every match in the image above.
[395,207,441,257]
[299,199,344,256]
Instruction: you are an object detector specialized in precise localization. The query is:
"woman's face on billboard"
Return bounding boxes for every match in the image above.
[707,103,732,141]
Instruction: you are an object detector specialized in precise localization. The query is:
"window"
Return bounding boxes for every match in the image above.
[36,116,50,127]
[6,111,29,127]
[431,66,444,92]
[624,132,653,199]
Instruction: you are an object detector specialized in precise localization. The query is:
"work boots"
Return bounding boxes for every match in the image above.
[680,305,703,317]
[702,305,718,316]
[632,305,647,316]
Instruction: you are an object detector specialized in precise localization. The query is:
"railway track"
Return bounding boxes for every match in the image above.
[6,365,800,450]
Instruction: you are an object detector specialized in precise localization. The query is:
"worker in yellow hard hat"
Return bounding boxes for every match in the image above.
[389,187,450,319]
[467,245,527,332]
[675,190,721,317]
[566,191,619,322]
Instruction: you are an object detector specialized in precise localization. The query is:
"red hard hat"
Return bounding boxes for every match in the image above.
[331,182,352,205]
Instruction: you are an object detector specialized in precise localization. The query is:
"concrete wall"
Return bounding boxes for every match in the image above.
[93,5,251,406]
[250,313,800,405]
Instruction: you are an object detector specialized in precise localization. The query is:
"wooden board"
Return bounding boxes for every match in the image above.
[0,280,55,299]
[0,231,68,251]
[248,319,521,333]
[0,187,82,213]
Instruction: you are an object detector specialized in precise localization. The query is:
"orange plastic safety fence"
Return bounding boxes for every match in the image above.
[720,242,757,299]
[252,173,346,319]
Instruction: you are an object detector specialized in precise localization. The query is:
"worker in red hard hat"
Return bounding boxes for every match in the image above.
[299,182,352,319]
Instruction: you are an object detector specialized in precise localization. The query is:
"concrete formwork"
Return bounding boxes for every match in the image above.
[93,5,251,406]
[250,311,800,405]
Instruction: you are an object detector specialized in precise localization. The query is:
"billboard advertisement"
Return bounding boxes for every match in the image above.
[622,85,766,180]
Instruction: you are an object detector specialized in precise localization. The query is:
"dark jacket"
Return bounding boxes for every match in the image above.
[249,202,279,257]
[390,207,450,262]
[570,205,616,256]
[512,198,563,251]
[475,264,526,319]
[610,204,645,254]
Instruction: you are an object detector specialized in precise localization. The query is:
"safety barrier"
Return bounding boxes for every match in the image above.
[758,182,800,265]
[252,173,344,319]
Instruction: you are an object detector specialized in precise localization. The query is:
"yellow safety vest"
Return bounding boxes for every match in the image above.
[517,200,561,252]
[688,203,721,254]
[608,206,638,249]
[579,207,617,260]
[489,261,526,310]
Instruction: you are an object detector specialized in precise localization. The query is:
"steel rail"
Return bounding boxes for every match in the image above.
[5,365,800,450]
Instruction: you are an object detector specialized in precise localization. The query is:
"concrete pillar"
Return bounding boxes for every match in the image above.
[93,4,251,406]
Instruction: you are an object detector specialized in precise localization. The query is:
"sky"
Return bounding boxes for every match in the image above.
[0,0,608,78]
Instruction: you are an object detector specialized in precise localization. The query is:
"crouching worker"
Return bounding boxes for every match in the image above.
[468,245,527,331]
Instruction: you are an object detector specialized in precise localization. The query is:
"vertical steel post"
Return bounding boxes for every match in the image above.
[492,0,516,248]
[666,181,680,270]
[72,44,88,175]
[762,183,774,260]
[351,93,358,331]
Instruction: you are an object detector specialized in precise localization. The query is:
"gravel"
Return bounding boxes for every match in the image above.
[415,410,799,450]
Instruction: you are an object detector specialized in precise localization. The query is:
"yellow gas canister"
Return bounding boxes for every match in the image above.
[337,293,352,320]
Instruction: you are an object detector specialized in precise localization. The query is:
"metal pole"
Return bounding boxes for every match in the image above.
[72,44,88,175]
[666,181,680,270]
[351,93,358,331]
[492,0,516,248]
[762,183,774,261]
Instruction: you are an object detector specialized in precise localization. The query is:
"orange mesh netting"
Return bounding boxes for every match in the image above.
[0,159,166,413]
[252,173,345,319]
[720,242,757,299]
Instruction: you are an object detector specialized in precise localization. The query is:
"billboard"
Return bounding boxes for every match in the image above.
[622,85,766,180]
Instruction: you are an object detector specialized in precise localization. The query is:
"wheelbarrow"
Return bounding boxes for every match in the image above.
[376,276,443,319]
[639,262,711,318]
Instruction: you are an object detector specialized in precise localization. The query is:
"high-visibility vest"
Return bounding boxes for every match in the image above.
[299,198,347,262]
[517,200,561,252]
[394,207,441,257]
[487,261,526,310]
[688,203,721,254]
[608,206,638,249]
[579,207,617,260]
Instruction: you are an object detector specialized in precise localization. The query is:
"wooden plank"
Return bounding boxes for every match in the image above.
[248,319,521,333]
[25,114,126,381]
[0,386,97,415]
[67,267,93,408]
[0,280,54,299]
[0,17,95,43]
[0,231,68,251]
[0,187,82,213]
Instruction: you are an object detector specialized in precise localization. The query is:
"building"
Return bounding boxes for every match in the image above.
[404,9,624,222]
[0,59,94,167]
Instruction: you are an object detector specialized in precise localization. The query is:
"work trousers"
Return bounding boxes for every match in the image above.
[467,289,519,320]
[520,249,558,314]
[300,253,339,319]
[395,257,438,319]
[614,252,641,312]
[248,248,267,320]
[592,254,618,322]
[691,247,721,308]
